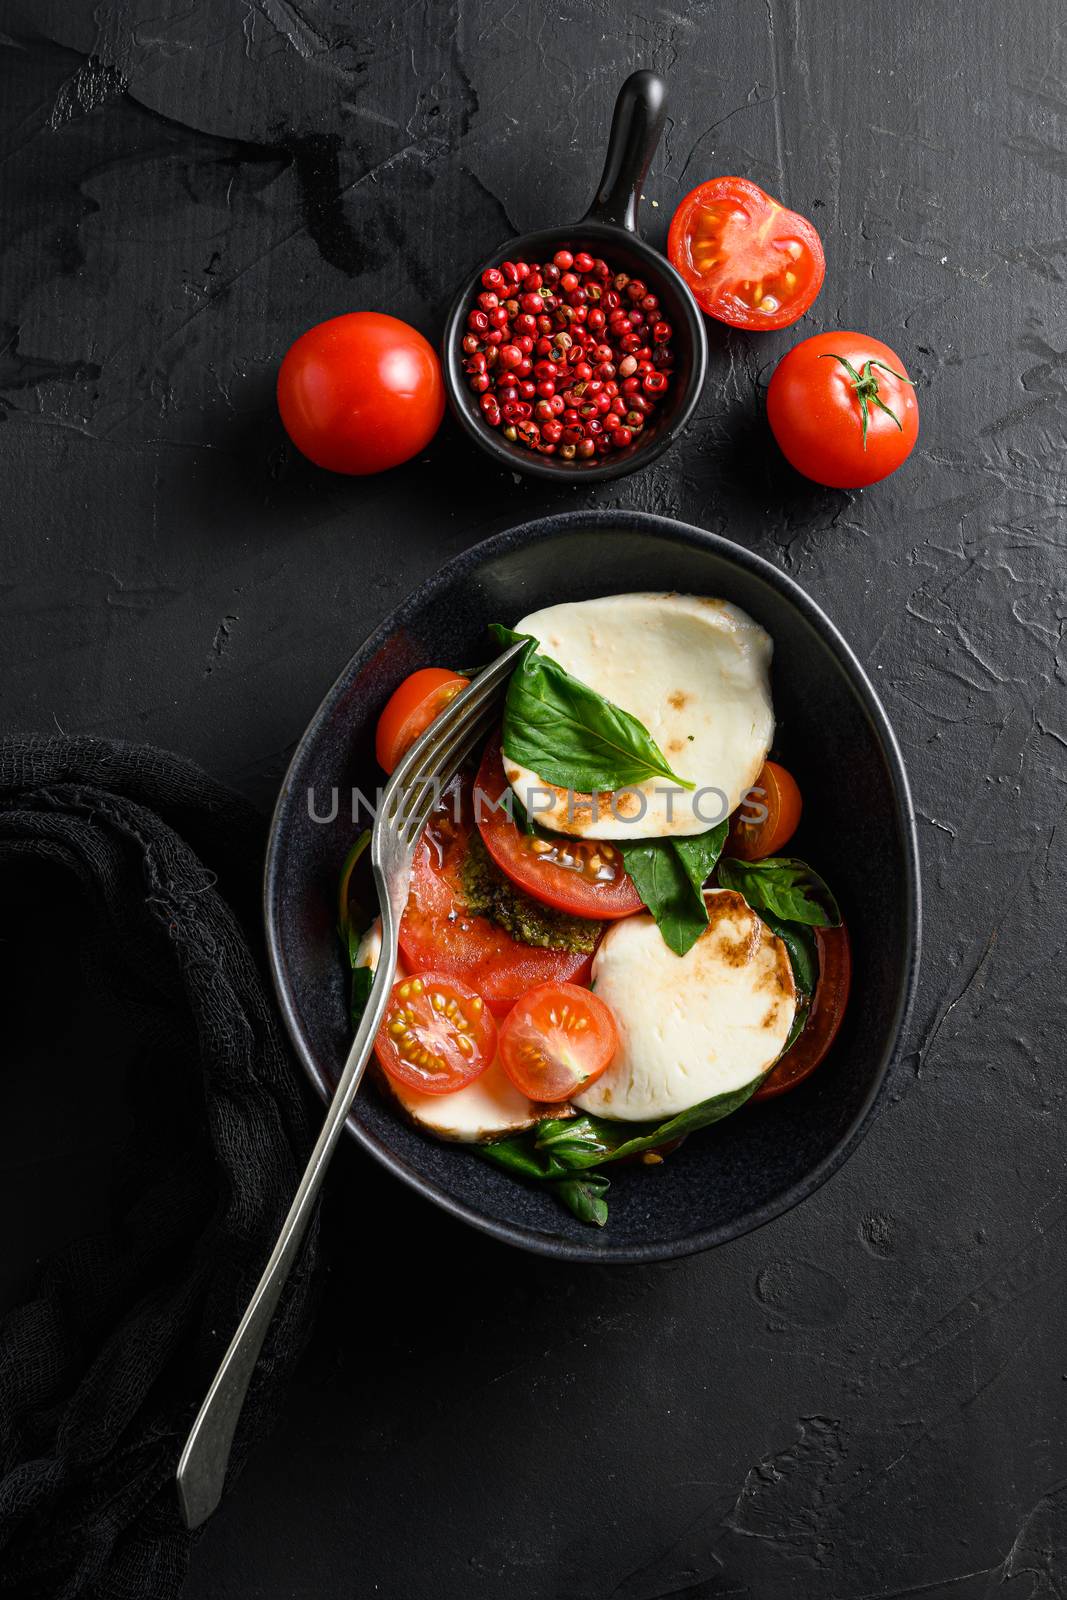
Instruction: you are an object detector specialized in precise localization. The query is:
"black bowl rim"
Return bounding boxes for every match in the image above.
[264,509,922,1264]
[441,219,709,484]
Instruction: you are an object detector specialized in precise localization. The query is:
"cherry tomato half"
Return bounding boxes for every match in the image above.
[376,668,469,775]
[375,971,497,1095]
[498,982,618,1103]
[754,923,851,1099]
[474,736,644,920]
[277,312,445,475]
[728,761,803,861]
[668,177,825,330]
[399,775,596,1016]
[767,331,918,488]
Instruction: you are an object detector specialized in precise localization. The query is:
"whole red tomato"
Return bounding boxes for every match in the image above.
[277,312,444,475]
[767,331,918,488]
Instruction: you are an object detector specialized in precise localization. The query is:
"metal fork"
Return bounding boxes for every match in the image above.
[176,640,525,1530]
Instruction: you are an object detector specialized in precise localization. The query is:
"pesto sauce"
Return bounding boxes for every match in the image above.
[460,831,599,954]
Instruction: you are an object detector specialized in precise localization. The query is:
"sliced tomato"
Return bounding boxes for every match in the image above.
[754,923,851,1099]
[668,177,825,331]
[375,668,469,775]
[728,761,803,860]
[498,982,618,1102]
[399,774,595,1016]
[474,736,644,919]
[375,971,496,1095]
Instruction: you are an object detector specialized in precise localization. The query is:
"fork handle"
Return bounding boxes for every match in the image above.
[176,902,400,1530]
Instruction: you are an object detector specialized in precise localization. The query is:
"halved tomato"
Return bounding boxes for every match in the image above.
[754,923,851,1098]
[668,177,824,331]
[728,761,803,860]
[498,982,618,1102]
[375,668,469,775]
[474,736,644,919]
[399,773,595,1015]
[375,971,496,1095]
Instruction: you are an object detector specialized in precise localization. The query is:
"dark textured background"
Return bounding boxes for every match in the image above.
[2,2,1065,1596]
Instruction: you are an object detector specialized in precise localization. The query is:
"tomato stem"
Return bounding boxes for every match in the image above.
[819,354,914,450]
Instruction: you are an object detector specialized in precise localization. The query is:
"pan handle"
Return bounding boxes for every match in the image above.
[582,70,667,234]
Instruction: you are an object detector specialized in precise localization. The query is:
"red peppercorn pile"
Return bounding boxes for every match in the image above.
[462,249,673,462]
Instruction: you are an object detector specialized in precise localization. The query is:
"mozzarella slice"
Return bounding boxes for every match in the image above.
[504,592,774,839]
[573,890,797,1121]
[355,918,391,974]
[381,1056,544,1143]
[355,919,543,1143]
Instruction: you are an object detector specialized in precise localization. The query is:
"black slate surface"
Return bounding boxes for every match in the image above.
[1,3,1064,1597]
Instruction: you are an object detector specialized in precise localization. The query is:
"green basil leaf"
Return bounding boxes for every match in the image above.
[339,830,377,1029]
[535,1115,613,1164]
[673,821,729,898]
[616,821,727,957]
[337,829,372,966]
[759,911,820,996]
[716,856,842,928]
[350,964,374,1031]
[598,1079,764,1161]
[489,623,694,793]
[481,1076,759,1226]
[534,1079,762,1170]
[615,839,705,956]
[553,1171,610,1227]
[478,1137,570,1181]
[782,995,812,1054]
[480,1135,611,1225]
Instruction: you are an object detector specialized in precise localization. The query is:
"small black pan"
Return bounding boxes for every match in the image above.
[442,70,708,483]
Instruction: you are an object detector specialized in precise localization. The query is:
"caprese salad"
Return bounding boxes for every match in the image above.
[339,592,851,1226]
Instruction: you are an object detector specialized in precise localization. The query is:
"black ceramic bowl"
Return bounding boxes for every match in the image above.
[441,72,708,483]
[265,511,921,1263]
